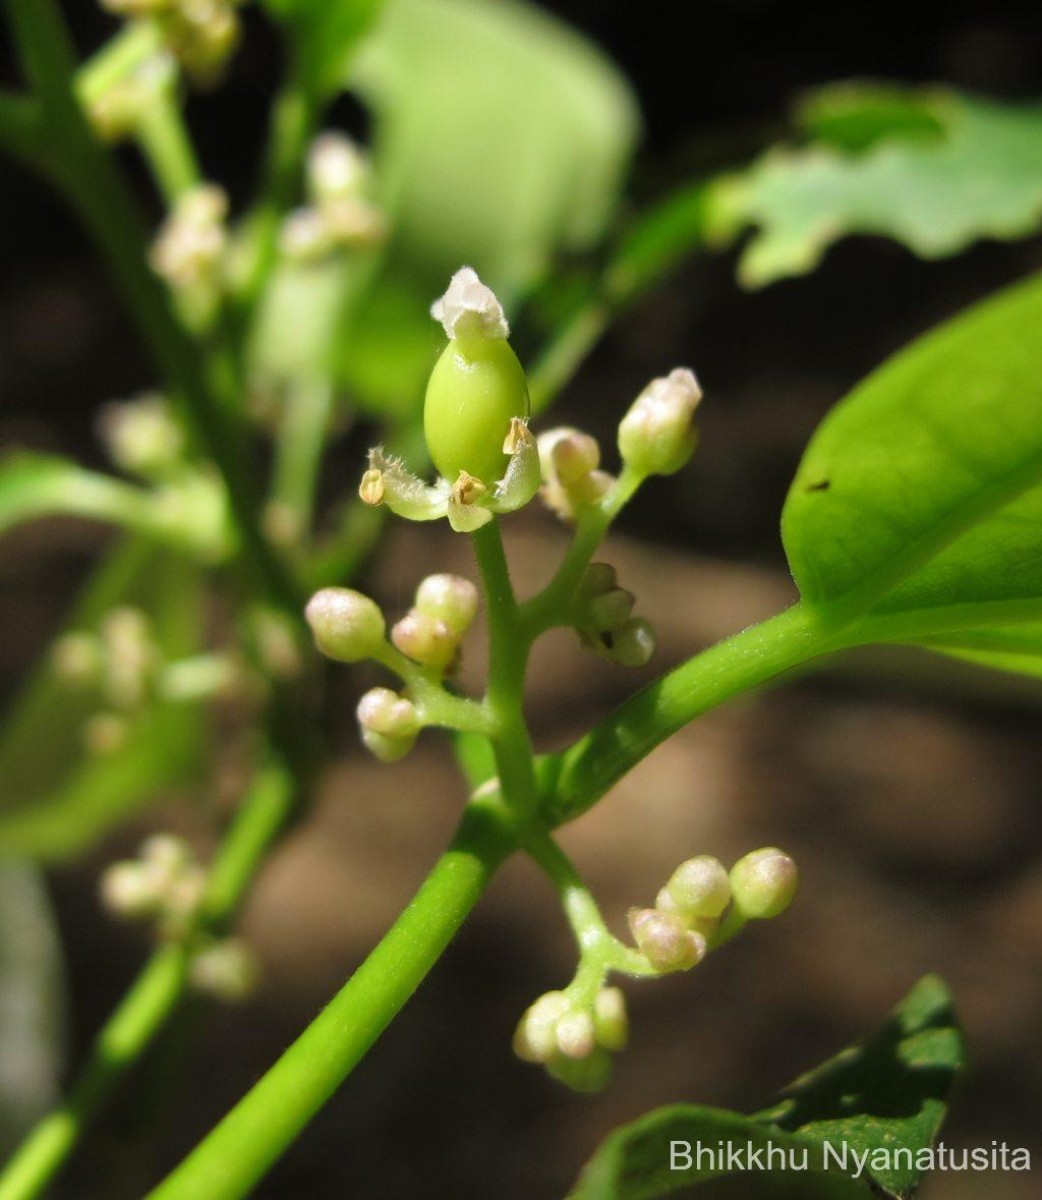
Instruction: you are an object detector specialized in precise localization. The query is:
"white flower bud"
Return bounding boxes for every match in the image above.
[190,938,259,1003]
[513,991,570,1064]
[430,266,509,341]
[100,861,164,920]
[593,987,628,1052]
[391,610,459,671]
[414,574,479,636]
[606,617,656,668]
[546,1046,613,1093]
[279,207,332,263]
[356,688,420,738]
[663,856,732,920]
[305,588,386,663]
[322,199,387,247]
[51,632,103,685]
[729,848,799,919]
[618,367,702,477]
[97,394,184,478]
[555,1010,596,1060]
[101,606,157,710]
[628,907,706,973]
[307,132,368,205]
[150,184,229,291]
[550,432,600,487]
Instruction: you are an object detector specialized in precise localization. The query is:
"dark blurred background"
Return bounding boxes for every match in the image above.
[3,2,1042,1198]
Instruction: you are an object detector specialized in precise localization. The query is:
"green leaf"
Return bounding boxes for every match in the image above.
[782,272,1042,630]
[0,863,64,1156]
[918,624,1042,681]
[569,976,963,1200]
[734,88,1042,287]
[795,82,945,153]
[0,539,207,859]
[0,452,228,559]
[334,0,639,415]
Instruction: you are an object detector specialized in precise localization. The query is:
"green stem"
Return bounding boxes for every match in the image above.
[0,91,45,168]
[134,82,202,203]
[270,376,336,545]
[0,755,298,1200]
[142,798,516,1200]
[472,522,540,817]
[539,603,840,826]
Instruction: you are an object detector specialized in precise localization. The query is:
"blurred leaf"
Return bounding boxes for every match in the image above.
[0,863,64,1156]
[0,452,229,559]
[0,539,207,859]
[734,88,1042,286]
[258,0,384,99]
[335,0,639,415]
[795,82,945,153]
[569,976,962,1200]
[918,624,1042,681]
[782,272,1042,630]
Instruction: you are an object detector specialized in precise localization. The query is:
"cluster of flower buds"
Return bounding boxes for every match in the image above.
[572,561,656,668]
[150,183,229,297]
[629,848,798,974]
[280,133,387,262]
[53,607,161,754]
[100,834,206,938]
[189,935,259,1002]
[100,0,244,84]
[305,574,480,762]
[513,986,628,1092]
[84,51,177,143]
[537,428,614,522]
[360,268,540,532]
[97,392,185,480]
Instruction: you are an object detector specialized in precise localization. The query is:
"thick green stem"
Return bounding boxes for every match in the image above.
[142,799,516,1200]
[539,603,841,826]
[0,756,298,1200]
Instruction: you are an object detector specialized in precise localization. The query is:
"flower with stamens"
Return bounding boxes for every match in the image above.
[359,269,540,533]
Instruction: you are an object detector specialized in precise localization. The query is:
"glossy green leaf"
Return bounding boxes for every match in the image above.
[918,624,1042,681]
[734,88,1042,287]
[569,976,963,1200]
[0,539,206,859]
[0,452,228,559]
[782,272,1042,630]
[0,863,64,1156]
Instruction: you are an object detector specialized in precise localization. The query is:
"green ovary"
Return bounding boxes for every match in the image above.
[424,336,530,486]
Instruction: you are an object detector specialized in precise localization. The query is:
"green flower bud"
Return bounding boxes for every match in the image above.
[586,587,636,633]
[360,728,415,764]
[546,1046,613,1093]
[425,268,529,486]
[189,938,260,1003]
[593,986,629,1052]
[618,367,702,477]
[414,574,479,635]
[663,856,732,921]
[305,588,385,663]
[550,431,600,486]
[628,907,706,973]
[577,562,618,604]
[729,847,798,919]
[607,617,656,668]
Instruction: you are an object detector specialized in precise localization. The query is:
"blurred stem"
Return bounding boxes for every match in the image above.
[271,376,337,546]
[141,797,517,1200]
[2,0,299,618]
[0,91,45,168]
[0,753,298,1200]
[134,80,202,203]
[235,68,319,314]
